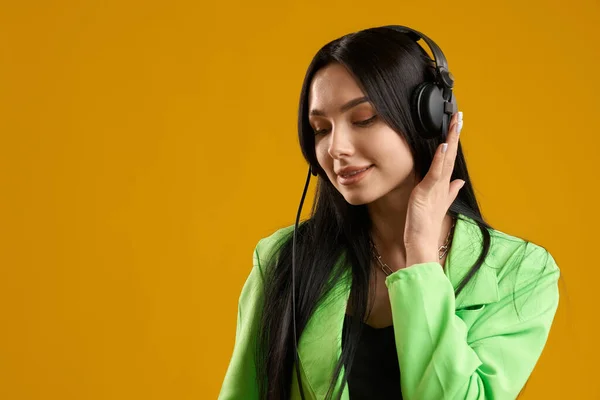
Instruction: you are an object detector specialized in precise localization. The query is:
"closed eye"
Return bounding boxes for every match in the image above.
[354,115,377,127]
[313,115,378,136]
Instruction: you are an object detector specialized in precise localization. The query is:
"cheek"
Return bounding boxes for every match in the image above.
[367,132,414,173]
[381,145,415,179]
[378,132,410,158]
[315,141,330,168]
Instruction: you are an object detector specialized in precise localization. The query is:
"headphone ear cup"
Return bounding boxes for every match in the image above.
[411,82,447,139]
[410,81,431,137]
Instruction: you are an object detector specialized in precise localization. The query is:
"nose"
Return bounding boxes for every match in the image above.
[327,126,355,160]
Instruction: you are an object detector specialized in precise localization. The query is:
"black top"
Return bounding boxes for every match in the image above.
[341,313,403,399]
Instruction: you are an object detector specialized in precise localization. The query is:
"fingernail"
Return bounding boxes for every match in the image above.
[456,121,463,135]
[441,143,448,153]
[458,111,463,123]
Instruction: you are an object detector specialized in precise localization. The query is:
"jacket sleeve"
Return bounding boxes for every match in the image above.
[218,241,267,400]
[386,245,560,400]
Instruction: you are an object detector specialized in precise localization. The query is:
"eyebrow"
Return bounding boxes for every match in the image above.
[309,96,370,117]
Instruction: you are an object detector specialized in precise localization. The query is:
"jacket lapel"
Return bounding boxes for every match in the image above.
[296,214,499,397]
[296,261,351,399]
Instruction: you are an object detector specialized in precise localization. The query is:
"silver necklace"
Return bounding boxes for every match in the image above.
[371,217,456,276]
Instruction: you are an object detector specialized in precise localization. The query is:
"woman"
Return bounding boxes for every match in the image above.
[219,25,560,400]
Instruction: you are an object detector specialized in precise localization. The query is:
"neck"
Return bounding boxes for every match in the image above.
[367,177,454,268]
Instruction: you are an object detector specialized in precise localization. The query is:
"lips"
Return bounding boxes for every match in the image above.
[336,165,373,178]
[336,165,373,186]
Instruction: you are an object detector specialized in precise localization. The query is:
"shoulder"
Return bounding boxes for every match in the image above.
[251,223,298,278]
[453,216,560,326]
[486,224,560,294]
[238,224,297,301]
[455,214,559,296]
[255,224,296,260]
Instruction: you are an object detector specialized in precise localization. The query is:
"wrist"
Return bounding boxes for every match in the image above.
[405,247,438,267]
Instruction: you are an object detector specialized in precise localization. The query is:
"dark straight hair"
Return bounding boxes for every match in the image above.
[256,26,494,400]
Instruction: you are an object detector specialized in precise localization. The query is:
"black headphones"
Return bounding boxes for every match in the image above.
[292,26,456,399]
[309,25,457,176]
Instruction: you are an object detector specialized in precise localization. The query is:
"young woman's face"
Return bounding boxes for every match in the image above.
[308,63,416,205]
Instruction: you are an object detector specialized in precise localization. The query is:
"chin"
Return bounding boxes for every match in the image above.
[341,191,379,206]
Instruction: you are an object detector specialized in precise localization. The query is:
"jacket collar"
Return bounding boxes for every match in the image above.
[295,214,499,398]
[446,214,499,308]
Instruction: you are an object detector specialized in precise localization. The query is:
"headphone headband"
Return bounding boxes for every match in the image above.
[380,25,454,89]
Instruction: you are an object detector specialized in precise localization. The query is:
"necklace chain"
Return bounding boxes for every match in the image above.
[371,217,456,276]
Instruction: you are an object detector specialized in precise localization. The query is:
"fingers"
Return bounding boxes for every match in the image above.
[427,112,462,178]
[447,178,466,208]
[442,111,463,177]
[426,141,447,183]
[422,112,463,187]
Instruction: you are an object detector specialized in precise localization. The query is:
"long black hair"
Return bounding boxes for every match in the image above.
[256,26,495,400]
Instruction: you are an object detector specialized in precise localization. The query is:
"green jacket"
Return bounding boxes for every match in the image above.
[219,215,560,399]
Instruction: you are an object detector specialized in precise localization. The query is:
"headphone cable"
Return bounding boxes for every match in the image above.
[291,166,312,400]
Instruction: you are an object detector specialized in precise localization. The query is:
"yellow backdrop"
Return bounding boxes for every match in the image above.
[0,0,597,398]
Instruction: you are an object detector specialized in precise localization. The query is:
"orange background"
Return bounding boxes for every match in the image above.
[0,0,598,399]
